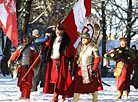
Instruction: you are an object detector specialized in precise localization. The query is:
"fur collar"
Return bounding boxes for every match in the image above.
[50,32,70,54]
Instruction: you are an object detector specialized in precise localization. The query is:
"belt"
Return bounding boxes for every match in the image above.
[51,58,60,61]
[78,64,94,67]
[21,65,30,68]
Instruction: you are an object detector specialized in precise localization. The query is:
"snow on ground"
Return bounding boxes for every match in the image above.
[0,74,138,102]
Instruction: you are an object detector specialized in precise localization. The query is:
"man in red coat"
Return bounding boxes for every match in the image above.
[71,32,103,102]
[43,23,73,102]
[8,35,39,99]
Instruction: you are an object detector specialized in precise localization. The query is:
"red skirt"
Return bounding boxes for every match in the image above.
[71,66,103,93]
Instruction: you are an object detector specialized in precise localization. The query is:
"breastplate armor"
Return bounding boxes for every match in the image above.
[20,47,32,66]
[76,43,100,66]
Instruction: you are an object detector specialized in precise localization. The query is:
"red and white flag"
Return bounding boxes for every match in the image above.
[62,0,91,52]
[0,0,18,47]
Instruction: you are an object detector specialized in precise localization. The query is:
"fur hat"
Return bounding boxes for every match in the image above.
[56,23,65,30]
[119,37,127,42]
[32,29,40,36]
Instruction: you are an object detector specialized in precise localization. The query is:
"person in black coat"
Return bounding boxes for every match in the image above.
[31,28,54,91]
[131,45,138,89]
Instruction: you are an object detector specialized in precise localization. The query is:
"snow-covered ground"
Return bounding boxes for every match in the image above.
[0,39,138,102]
[0,74,138,102]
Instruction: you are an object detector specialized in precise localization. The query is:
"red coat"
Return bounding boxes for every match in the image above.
[115,61,134,90]
[43,53,72,95]
[8,45,39,90]
[43,32,73,95]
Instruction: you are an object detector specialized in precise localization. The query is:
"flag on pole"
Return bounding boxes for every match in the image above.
[0,0,18,47]
[62,0,91,53]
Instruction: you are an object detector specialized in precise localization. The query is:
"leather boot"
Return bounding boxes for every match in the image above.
[124,90,129,100]
[117,91,123,99]
[51,92,58,102]
[92,91,98,102]
[21,82,31,99]
[72,93,80,101]
[21,87,28,99]
[26,88,31,99]
[61,95,66,102]
[124,90,128,97]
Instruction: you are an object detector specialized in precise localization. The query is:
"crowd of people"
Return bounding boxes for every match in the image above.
[7,23,138,102]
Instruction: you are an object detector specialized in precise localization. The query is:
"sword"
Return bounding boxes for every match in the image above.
[92,69,110,87]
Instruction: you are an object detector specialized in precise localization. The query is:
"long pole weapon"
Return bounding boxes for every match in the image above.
[21,41,50,81]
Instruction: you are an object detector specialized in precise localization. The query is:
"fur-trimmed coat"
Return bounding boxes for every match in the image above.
[43,32,73,95]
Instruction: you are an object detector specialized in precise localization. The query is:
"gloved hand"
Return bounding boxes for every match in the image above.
[32,66,37,71]
[8,61,11,67]
[39,49,43,55]
[92,57,100,71]
[45,42,50,47]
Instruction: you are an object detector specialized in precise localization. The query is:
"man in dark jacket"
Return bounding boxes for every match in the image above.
[31,28,54,91]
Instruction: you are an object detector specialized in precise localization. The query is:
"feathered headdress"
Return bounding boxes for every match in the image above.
[119,30,127,42]
[79,14,102,45]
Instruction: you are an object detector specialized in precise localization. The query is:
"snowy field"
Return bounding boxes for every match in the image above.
[0,74,138,102]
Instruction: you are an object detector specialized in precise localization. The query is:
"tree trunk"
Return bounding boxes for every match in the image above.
[16,0,21,17]
[1,37,11,76]
[126,0,132,47]
[21,0,33,41]
[101,1,107,77]
[1,28,4,50]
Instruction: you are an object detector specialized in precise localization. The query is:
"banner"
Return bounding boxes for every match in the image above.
[62,0,91,50]
[0,0,18,47]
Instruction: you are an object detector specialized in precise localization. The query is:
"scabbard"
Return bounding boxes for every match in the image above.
[92,69,110,87]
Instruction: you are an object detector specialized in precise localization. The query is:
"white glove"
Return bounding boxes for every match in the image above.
[8,62,11,67]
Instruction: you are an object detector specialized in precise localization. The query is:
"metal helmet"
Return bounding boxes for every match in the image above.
[81,32,90,39]
[81,32,90,44]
